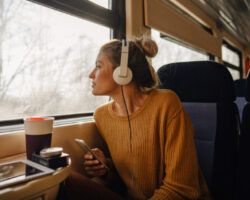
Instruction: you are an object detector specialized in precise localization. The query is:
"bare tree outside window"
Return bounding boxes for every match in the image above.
[0,0,109,121]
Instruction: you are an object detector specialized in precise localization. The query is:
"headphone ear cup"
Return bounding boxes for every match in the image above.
[113,66,133,85]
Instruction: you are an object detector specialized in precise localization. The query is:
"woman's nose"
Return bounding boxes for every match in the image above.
[89,68,95,79]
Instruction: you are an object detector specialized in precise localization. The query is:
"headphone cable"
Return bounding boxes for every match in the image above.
[120,86,132,153]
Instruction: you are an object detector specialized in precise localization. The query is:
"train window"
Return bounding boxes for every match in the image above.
[222,41,242,80]
[152,30,209,70]
[222,45,240,67]
[0,0,116,122]
[227,68,240,80]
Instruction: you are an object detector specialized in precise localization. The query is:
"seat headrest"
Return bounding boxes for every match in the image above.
[234,79,246,97]
[157,61,235,102]
[247,72,250,101]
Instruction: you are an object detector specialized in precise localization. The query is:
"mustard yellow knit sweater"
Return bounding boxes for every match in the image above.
[94,89,210,200]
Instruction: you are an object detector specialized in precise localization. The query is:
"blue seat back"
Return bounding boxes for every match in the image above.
[237,73,250,200]
[157,61,239,200]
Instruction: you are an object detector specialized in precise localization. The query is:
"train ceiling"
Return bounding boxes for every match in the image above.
[191,0,250,50]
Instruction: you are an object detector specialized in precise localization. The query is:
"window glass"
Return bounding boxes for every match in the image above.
[222,45,240,67]
[88,0,110,9]
[227,68,240,80]
[0,0,109,121]
[152,30,209,71]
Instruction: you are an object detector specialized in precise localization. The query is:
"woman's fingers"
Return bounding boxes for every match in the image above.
[85,164,106,171]
[91,148,102,155]
[84,152,94,160]
[83,148,108,177]
[84,159,99,166]
[84,162,107,177]
[91,148,105,160]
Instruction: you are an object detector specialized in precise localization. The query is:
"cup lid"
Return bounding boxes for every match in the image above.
[24,116,54,121]
[24,116,54,135]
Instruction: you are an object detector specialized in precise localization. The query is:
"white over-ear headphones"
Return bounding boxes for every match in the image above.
[113,40,133,85]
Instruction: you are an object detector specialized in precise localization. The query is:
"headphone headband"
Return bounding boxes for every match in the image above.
[119,40,129,78]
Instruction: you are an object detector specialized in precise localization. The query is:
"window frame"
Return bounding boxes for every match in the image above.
[0,0,125,128]
[28,0,126,38]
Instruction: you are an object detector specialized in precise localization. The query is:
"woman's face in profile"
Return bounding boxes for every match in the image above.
[89,52,118,96]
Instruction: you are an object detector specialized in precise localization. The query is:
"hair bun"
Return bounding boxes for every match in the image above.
[135,38,158,58]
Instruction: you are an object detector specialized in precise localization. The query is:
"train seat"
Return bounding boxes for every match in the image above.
[234,79,247,121]
[237,72,250,200]
[157,61,239,200]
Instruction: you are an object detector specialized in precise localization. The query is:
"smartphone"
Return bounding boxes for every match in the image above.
[75,138,109,170]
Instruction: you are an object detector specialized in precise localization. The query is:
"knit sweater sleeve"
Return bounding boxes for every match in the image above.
[149,108,202,200]
[93,107,121,185]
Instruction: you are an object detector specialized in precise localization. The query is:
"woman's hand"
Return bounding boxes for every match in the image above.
[83,148,108,178]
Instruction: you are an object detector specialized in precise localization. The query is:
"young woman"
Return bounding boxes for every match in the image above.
[65,38,210,200]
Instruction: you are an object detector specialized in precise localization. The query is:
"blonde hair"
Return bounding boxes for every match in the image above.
[99,37,159,91]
